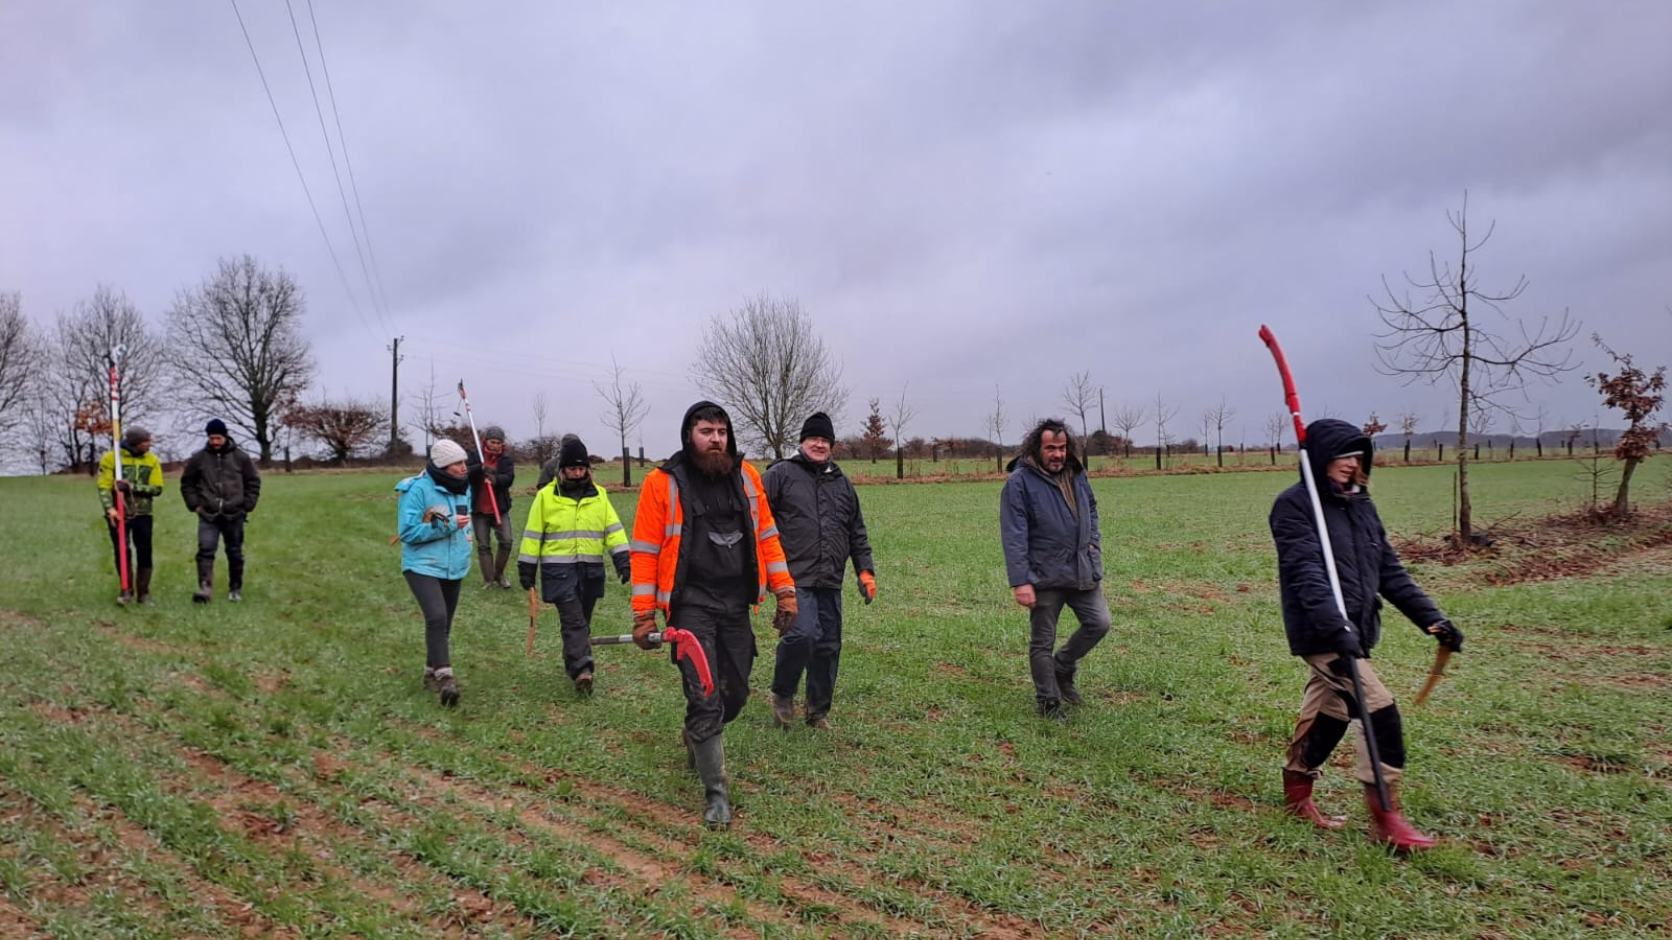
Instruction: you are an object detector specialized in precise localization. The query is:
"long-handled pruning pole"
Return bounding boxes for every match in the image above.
[455,380,501,525]
[1259,325,1393,813]
[106,346,131,595]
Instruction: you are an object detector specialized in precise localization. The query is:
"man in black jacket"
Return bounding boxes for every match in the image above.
[180,419,262,603]
[763,412,876,730]
[467,426,516,588]
[1270,418,1463,852]
[1000,419,1110,721]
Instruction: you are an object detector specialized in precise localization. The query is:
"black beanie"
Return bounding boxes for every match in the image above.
[800,412,835,443]
[559,437,590,468]
[205,418,228,436]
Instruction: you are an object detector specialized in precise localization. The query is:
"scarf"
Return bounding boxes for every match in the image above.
[426,461,469,495]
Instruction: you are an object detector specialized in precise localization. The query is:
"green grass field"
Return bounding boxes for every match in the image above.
[2,458,1669,938]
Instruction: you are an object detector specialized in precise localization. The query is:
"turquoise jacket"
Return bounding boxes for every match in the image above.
[395,471,475,580]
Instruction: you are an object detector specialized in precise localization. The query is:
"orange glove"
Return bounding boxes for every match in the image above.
[632,610,660,650]
[858,571,877,605]
[772,589,798,634]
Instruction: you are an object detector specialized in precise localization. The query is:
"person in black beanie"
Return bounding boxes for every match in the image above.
[180,418,261,603]
[763,412,876,730]
[517,436,630,695]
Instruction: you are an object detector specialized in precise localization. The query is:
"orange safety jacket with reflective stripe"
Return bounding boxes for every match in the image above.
[629,460,794,615]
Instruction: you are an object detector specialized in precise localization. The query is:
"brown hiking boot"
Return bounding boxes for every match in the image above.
[806,716,831,731]
[435,668,460,708]
[771,693,795,729]
[423,668,440,692]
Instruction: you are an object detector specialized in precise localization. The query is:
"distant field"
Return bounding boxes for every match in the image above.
[1,458,1669,937]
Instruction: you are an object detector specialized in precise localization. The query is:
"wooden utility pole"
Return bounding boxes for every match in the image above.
[387,335,404,453]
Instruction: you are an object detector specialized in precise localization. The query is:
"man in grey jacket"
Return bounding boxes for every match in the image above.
[180,418,262,603]
[763,413,876,729]
[999,418,1110,721]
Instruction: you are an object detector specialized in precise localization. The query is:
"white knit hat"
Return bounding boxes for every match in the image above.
[430,439,468,467]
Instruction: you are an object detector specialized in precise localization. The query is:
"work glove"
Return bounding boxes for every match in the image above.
[517,561,537,592]
[632,610,660,650]
[858,571,877,605]
[115,480,132,495]
[1427,619,1464,653]
[772,589,798,635]
[1328,626,1364,662]
[613,554,631,584]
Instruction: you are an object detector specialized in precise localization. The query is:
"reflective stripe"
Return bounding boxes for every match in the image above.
[543,529,606,539]
[539,555,605,565]
[609,543,629,555]
[656,590,671,604]
[760,525,779,540]
[605,522,624,535]
[766,561,789,575]
[522,529,543,541]
[518,553,540,563]
[665,524,683,536]
[632,584,656,596]
[629,539,661,554]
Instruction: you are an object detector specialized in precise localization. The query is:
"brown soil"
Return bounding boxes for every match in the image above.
[1394,502,1672,586]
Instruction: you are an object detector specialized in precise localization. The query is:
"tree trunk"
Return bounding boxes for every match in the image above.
[1536,438,1543,457]
[1403,440,1411,463]
[1613,457,1640,518]
[1154,448,1161,470]
[1216,446,1223,468]
[895,446,904,480]
[1269,445,1276,465]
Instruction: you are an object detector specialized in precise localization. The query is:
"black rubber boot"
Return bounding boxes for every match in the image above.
[193,559,213,604]
[691,734,732,830]
[136,567,154,606]
[1037,698,1068,723]
[478,550,495,587]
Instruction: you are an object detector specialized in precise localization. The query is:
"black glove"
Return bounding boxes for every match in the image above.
[613,554,631,584]
[1328,626,1363,660]
[517,561,537,592]
[1427,619,1464,653]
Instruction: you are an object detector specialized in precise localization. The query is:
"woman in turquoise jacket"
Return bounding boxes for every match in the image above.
[397,439,475,706]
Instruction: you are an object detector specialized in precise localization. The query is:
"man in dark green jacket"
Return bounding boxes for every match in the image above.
[180,419,261,603]
[763,412,876,729]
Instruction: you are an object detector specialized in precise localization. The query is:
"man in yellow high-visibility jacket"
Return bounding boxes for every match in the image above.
[517,436,630,695]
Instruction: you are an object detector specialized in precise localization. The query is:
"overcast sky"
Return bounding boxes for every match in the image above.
[4,2,1670,457]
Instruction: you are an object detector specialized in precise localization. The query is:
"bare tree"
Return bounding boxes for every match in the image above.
[1470,405,1493,460]
[409,360,448,451]
[1110,403,1144,459]
[1265,411,1287,465]
[51,286,166,471]
[987,384,1007,472]
[0,291,38,421]
[1060,370,1096,441]
[1373,193,1578,544]
[531,391,548,439]
[166,256,314,463]
[1206,397,1236,466]
[595,355,650,487]
[1530,403,1550,457]
[1198,410,1215,458]
[1398,411,1420,462]
[283,399,387,464]
[691,293,846,459]
[1152,392,1179,468]
[889,384,916,480]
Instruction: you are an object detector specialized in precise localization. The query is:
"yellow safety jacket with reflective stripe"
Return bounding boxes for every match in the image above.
[518,480,628,565]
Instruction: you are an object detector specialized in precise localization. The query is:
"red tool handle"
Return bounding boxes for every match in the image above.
[663,627,715,698]
[1258,325,1308,445]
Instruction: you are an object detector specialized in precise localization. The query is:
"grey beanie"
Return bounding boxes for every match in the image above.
[122,426,152,450]
[483,425,506,442]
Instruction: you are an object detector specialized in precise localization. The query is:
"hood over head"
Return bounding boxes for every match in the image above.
[1301,418,1373,487]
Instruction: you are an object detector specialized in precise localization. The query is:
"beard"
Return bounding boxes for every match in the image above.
[693,448,735,478]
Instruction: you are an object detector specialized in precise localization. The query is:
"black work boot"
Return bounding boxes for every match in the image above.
[136,567,154,606]
[573,670,594,697]
[1054,666,1083,706]
[770,693,795,730]
[691,734,732,830]
[434,667,460,707]
[193,560,213,604]
[1036,698,1068,723]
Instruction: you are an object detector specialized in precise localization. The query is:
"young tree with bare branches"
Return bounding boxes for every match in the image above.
[52,286,166,472]
[1398,411,1420,462]
[890,385,916,480]
[1265,411,1287,465]
[691,294,846,459]
[1588,335,1668,518]
[0,292,39,427]
[1060,370,1095,441]
[1373,194,1578,544]
[1207,397,1235,467]
[166,256,315,463]
[596,355,650,486]
[1152,393,1178,469]
[1110,403,1144,459]
[988,385,1007,472]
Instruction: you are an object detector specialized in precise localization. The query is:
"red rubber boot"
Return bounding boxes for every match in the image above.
[1283,770,1345,830]
[1364,784,1437,852]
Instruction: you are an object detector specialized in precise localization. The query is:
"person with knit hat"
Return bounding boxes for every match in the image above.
[466,425,517,589]
[180,418,262,603]
[517,436,629,695]
[395,439,476,707]
[763,411,876,730]
[96,426,165,605]
[629,401,796,829]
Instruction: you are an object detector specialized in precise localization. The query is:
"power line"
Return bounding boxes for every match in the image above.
[226,0,376,341]
[281,0,389,333]
[305,0,393,324]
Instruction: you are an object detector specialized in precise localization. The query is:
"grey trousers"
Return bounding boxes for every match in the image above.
[1028,585,1111,703]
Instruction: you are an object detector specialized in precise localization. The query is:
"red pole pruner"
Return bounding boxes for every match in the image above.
[591,626,715,697]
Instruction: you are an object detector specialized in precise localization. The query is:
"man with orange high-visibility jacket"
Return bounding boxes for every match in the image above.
[630,400,796,829]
